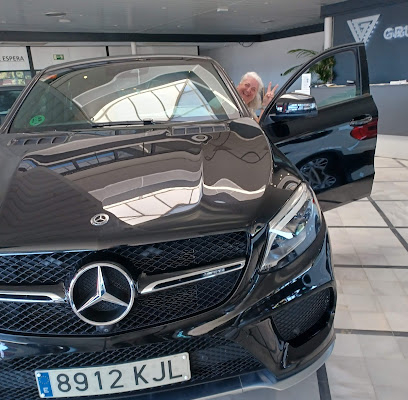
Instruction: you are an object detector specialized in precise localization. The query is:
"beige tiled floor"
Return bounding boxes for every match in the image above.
[327,334,408,400]
[376,201,408,227]
[398,228,408,243]
[373,168,408,182]
[324,202,387,227]
[326,156,408,400]
[371,182,408,200]
[329,227,408,266]
[374,158,402,168]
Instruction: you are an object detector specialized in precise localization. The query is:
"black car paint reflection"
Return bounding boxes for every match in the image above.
[0,119,300,252]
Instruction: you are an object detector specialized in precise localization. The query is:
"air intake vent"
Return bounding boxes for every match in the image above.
[272,288,333,342]
[10,136,68,146]
[171,124,228,136]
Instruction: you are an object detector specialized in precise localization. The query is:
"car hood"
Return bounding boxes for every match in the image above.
[0,118,300,252]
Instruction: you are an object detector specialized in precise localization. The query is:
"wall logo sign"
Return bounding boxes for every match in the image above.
[384,25,408,40]
[347,14,380,44]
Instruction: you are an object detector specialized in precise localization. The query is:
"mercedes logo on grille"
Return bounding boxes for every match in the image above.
[68,262,135,326]
[91,213,109,226]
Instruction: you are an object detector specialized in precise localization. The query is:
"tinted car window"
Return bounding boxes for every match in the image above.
[9,61,240,133]
[284,51,358,108]
[0,89,22,113]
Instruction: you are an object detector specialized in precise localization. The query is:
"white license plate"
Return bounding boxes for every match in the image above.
[35,352,190,398]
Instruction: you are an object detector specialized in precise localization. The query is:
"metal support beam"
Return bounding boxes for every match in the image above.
[324,17,333,50]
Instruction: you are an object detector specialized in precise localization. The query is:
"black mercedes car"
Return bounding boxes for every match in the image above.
[0,43,377,400]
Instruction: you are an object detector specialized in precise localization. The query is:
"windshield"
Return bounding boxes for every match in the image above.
[9,60,240,133]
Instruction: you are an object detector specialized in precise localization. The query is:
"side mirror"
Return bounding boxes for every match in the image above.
[270,93,318,122]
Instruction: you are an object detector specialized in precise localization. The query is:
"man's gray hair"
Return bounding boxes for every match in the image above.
[240,71,264,110]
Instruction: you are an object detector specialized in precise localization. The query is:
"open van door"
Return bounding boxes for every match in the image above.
[260,43,378,211]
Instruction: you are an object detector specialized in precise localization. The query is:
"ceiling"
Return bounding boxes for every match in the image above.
[0,0,346,36]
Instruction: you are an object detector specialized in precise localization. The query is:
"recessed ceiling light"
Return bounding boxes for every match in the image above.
[59,18,71,23]
[45,11,66,17]
[217,7,229,12]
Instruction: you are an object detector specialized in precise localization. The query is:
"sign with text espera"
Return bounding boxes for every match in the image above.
[0,47,30,71]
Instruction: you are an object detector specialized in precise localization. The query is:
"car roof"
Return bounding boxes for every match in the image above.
[42,54,214,74]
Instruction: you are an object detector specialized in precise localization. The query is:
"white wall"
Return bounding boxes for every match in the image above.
[200,32,324,88]
[1,43,198,71]
[31,46,106,70]
[108,45,198,56]
[109,46,131,56]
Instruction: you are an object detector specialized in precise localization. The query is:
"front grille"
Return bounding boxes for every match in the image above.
[0,269,241,335]
[272,288,333,342]
[0,337,264,400]
[0,232,247,335]
[0,232,248,284]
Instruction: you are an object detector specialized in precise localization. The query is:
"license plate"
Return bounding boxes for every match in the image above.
[35,352,190,398]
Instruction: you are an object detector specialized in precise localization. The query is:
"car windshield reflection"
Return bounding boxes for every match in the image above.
[9,62,240,133]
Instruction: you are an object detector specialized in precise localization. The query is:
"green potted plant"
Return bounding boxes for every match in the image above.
[282,49,336,84]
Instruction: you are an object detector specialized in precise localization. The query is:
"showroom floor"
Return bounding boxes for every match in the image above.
[218,156,408,400]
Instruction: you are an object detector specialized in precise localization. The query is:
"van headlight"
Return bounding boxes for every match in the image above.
[261,183,322,272]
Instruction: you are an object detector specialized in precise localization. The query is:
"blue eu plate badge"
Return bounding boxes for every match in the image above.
[36,372,54,398]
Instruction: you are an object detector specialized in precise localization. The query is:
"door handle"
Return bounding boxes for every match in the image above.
[350,114,373,127]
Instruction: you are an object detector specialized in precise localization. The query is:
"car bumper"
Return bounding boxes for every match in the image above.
[117,343,334,400]
[0,220,336,399]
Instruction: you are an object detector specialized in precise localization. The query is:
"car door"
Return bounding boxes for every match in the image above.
[259,43,378,211]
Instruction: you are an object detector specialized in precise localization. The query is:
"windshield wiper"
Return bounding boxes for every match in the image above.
[91,119,157,127]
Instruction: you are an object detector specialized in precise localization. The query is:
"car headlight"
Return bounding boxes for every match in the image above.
[261,183,322,272]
